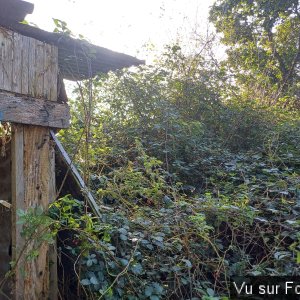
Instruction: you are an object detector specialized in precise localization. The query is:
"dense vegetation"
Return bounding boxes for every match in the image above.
[17,1,300,299]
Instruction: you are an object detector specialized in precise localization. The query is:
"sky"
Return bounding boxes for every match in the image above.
[26,0,216,61]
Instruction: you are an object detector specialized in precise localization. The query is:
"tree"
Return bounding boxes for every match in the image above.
[209,0,300,107]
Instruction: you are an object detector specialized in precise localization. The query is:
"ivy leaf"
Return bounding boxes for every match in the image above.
[108,245,116,251]
[118,228,128,235]
[249,270,262,276]
[206,288,215,297]
[120,258,129,266]
[182,259,192,268]
[131,263,143,275]
[90,275,99,285]
[146,244,154,250]
[86,259,93,267]
[120,234,128,241]
[145,286,153,297]
[152,282,163,294]
[152,236,164,242]
[80,279,90,286]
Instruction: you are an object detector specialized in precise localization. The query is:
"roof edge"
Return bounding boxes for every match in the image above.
[0,19,145,80]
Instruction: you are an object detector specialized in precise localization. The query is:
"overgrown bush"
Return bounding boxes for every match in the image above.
[53,40,300,299]
[53,117,300,299]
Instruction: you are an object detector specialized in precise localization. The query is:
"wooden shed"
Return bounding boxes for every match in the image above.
[0,1,143,299]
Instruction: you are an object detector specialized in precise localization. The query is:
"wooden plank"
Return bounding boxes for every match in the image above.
[21,35,29,95]
[28,37,36,97]
[12,127,56,300]
[0,29,5,88]
[22,126,51,299]
[2,29,13,91]
[49,46,58,101]
[35,41,45,98]
[0,91,70,128]
[41,43,58,101]
[49,140,56,204]
[50,130,103,219]
[43,44,52,101]
[48,140,58,300]
[48,244,58,300]
[0,26,58,100]
[11,124,25,300]
[12,32,22,93]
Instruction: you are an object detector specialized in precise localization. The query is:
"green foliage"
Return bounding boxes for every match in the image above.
[17,206,57,260]
[53,10,300,298]
[209,0,300,107]
[53,18,72,35]
[60,45,281,186]
[55,122,300,298]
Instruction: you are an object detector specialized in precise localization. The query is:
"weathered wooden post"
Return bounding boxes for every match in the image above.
[0,1,143,299]
[0,18,68,300]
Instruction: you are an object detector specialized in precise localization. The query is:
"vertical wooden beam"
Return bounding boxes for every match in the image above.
[49,139,56,205]
[35,41,45,98]
[12,32,22,93]
[21,35,29,96]
[2,30,13,91]
[23,126,50,299]
[0,29,4,88]
[11,124,25,300]
[49,46,58,101]
[11,125,54,300]
[49,139,58,300]
[28,38,37,98]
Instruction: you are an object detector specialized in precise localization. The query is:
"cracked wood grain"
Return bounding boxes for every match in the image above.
[0,91,70,128]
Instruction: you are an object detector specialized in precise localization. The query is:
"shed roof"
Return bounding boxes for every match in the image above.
[0,0,34,22]
[0,0,144,81]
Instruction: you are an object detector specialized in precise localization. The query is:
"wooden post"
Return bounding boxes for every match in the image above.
[11,124,25,300]
[0,26,60,300]
[49,140,58,300]
[11,125,56,300]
